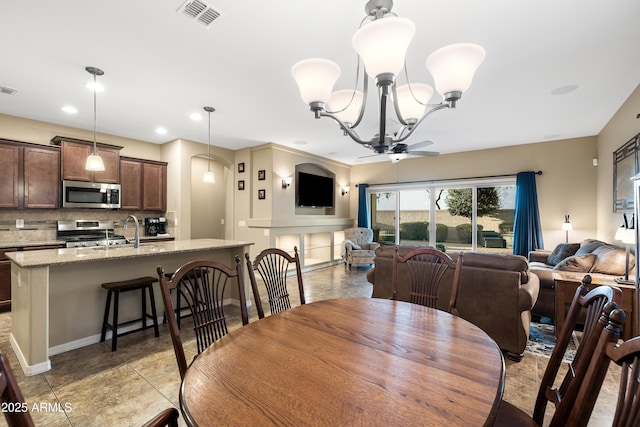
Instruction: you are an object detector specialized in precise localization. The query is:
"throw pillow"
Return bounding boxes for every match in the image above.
[590,244,628,275]
[575,239,606,256]
[553,254,597,272]
[547,243,580,266]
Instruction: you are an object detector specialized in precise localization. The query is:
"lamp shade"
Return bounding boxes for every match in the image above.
[291,58,341,105]
[561,222,573,231]
[328,90,364,124]
[352,17,415,78]
[395,83,434,121]
[622,228,636,244]
[85,153,105,171]
[426,43,485,96]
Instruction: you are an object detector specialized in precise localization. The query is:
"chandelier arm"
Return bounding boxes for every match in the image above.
[350,67,368,129]
[318,111,371,146]
[392,103,450,144]
[391,83,409,126]
[377,84,391,145]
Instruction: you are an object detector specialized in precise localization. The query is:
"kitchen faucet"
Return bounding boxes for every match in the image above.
[123,215,140,248]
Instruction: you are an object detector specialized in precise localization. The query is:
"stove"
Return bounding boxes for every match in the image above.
[57,220,128,248]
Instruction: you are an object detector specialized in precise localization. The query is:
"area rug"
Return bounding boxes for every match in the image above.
[525,322,576,362]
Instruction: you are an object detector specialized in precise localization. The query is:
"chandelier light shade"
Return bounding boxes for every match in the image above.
[352,17,415,79]
[426,43,486,99]
[291,58,341,105]
[85,66,106,172]
[203,106,216,184]
[291,0,486,159]
[328,90,364,125]
[395,83,434,121]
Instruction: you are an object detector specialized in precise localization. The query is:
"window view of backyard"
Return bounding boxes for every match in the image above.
[370,182,516,254]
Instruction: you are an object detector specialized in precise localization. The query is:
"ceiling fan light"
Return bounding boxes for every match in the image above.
[426,43,485,96]
[396,83,434,121]
[85,153,105,171]
[328,90,364,124]
[291,58,341,105]
[352,17,415,79]
[389,152,407,163]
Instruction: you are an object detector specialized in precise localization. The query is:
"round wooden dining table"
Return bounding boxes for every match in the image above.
[180,298,505,426]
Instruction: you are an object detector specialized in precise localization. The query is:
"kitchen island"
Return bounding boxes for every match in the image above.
[6,239,253,375]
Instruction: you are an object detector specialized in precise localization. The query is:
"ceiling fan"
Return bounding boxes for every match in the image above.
[359,140,439,163]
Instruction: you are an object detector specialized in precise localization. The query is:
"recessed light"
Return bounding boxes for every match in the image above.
[156,127,168,135]
[551,85,579,96]
[61,106,77,114]
[190,112,203,121]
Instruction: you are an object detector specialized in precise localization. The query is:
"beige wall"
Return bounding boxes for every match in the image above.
[350,136,598,250]
[596,84,640,244]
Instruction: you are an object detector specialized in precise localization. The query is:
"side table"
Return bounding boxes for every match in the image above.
[553,272,636,340]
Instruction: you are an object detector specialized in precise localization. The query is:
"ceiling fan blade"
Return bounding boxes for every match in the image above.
[357,153,380,159]
[406,140,433,150]
[408,150,439,157]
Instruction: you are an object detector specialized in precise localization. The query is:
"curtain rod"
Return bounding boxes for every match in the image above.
[359,170,542,187]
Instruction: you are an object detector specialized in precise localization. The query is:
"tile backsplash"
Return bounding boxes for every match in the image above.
[0,210,173,243]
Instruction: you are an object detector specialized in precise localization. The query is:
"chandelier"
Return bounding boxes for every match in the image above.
[291,0,485,157]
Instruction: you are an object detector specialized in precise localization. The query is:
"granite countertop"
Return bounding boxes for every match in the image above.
[0,240,66,249]
[6,239,253,268]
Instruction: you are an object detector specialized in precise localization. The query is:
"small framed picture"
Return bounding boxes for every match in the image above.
[258,169,266,180]
[238,180,245,191]
[258,189,266,200]
[238,162,245,173]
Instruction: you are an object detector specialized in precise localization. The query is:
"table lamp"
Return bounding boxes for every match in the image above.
[615,213,635,285]
[562,215,573,243]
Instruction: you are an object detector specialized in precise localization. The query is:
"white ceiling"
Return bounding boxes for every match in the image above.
[1,0,639,165]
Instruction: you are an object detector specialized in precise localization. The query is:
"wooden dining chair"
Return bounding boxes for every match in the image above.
[140,408,179,427]
[565,318,638,427]
[494,275,623,426]
[392,246,463,315]
[0,352,35,427]
[245,246,305,319]
[157,256,249,379]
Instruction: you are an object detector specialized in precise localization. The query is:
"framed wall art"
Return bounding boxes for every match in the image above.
[238,162,245,173]
[614,132,640,212]
[238,180,245,191]
[258,189,266,200]
[258,169,266,180]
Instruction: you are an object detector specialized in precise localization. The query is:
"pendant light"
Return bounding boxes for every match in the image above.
[85,66,106,171]
[202,106,216,183]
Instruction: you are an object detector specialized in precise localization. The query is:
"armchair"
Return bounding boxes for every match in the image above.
[343,227,380,270]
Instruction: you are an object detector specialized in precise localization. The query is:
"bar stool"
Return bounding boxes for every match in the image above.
[100,276,160,351]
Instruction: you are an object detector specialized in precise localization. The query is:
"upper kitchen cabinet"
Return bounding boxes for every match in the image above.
[52,136,122,183]
[0,139,60,209]
[120,156,167,211]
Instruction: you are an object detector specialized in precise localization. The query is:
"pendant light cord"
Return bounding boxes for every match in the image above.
[92,73,97,155]
[207,110,211,171]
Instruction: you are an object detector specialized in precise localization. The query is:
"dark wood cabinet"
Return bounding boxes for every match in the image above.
[52,136,121,183]
[0,144,19,208]
[23,146,60,208]
[0,140,60,209]
[120,157,167,211]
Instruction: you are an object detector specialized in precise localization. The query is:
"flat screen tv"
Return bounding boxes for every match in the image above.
[296,171,334,208]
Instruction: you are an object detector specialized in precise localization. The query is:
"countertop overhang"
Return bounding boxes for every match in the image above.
[6,239,253,268]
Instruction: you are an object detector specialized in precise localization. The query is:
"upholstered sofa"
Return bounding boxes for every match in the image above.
[529,239,635,321]
[343,228,380,270]
[367,246,540,360]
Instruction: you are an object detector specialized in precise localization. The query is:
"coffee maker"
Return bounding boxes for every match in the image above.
[144,217,167,236]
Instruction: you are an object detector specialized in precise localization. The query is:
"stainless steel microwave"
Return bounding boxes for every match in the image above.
[62,180,121,209]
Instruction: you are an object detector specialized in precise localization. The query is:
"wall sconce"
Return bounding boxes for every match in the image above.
[282,176,293,189]
[341,186,350,196]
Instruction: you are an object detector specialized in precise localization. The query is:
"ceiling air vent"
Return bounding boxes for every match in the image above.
[177,0,223,29]
[0,85,18,95]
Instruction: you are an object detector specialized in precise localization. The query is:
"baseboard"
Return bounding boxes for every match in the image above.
[9,333,51,376]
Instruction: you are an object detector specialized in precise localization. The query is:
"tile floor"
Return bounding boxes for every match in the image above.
[0,264,619,426]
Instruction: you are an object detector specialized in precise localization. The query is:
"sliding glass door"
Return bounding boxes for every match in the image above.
[368,179,516,254]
